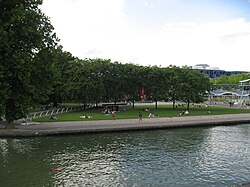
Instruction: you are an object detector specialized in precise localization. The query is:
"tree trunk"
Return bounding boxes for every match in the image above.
[172,92,176,109]
[172,100,175,110]
[5,121,16,129]
[53,99,58,107]
[132,99,135,109]
[114,95,117,107]
[155,100,158,109]
[83,101,86,109]
[187,101,190,110]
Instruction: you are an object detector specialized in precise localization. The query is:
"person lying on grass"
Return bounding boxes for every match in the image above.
[49,115,57,120]
[148,113,159,118]
[80,115,93,119]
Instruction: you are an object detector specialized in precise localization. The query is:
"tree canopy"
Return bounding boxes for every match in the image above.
[211,73,250,85]
[63,60,211,110]
[0,0,58,128]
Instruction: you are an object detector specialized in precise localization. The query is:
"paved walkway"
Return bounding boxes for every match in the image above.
[0,113,250,137]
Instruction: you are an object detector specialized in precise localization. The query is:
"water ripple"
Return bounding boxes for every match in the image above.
[0,124,249,187]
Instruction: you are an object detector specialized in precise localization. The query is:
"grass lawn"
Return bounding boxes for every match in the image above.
[33,104,250,122]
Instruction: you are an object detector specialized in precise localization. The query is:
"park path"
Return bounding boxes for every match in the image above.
[0,113,250,137]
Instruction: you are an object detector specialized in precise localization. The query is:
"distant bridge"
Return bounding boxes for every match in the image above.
[195,69,247,78]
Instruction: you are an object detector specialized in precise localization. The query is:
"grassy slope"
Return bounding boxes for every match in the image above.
[33,104,250,122]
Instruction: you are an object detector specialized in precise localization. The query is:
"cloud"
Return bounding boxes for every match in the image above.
[41,1,250,71]
[157,18,250,70]
[144,0,182,8]
[86,48,102,56]
[144,0,153,7]
[222,32,250,43]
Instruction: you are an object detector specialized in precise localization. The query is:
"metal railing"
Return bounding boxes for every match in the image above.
[26,104,95,120]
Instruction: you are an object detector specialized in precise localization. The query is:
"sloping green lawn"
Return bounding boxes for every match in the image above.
[33,104,250,122]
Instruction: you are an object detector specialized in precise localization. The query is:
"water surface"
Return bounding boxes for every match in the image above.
[0,124,249,187]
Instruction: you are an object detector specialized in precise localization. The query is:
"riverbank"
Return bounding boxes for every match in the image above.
[1,113,250,137]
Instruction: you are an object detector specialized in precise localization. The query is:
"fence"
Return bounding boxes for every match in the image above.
[26,105,94,121]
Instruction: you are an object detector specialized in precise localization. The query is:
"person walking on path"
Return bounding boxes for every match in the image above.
[112,111,116,120]
[139,111,142,123]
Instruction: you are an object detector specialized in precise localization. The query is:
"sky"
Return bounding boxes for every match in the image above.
[41,0,250,71]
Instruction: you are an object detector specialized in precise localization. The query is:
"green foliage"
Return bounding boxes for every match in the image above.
[0,0,57,127]
[144,66,170,109]
[211,73,250,84]
[60,60,211,111]
[121,63,144,106]
[177,67,211,109]
[65,59,106,105]
[46,47,76,107]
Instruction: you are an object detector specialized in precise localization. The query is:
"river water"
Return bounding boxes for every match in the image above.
[0,124,249,187]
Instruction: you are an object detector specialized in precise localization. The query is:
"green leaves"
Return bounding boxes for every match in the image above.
[62,60,211,111]
[0,0,57,127]
[211,73,250,85]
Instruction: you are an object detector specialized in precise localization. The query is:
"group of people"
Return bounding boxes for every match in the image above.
[102,105,119,114]
[138,109,159,122]
[101,107,117,120]
[148,113,159,118]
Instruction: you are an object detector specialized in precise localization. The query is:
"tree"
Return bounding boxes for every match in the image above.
[166,66,181,109]
[46,47,76,107]
[98,60,125,105]
[211,73,250,85]
[177,67,211,110]
[144,66,168,109]
[122,63,144,109]
[66,59,104,107]
[0,0,58,128]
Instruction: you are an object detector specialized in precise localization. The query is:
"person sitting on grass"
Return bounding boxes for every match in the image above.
[49,115,57,120]
[102,107,111,114]
[179,111,185,116]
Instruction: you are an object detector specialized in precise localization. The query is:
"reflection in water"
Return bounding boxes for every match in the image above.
[0,139,8,159]
[0,124,249,187]
[196,126,250,186]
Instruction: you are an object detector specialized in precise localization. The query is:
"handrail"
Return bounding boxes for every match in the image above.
[25,105,95,120]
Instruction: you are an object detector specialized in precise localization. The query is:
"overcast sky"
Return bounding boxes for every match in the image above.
[41,0,250,71]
